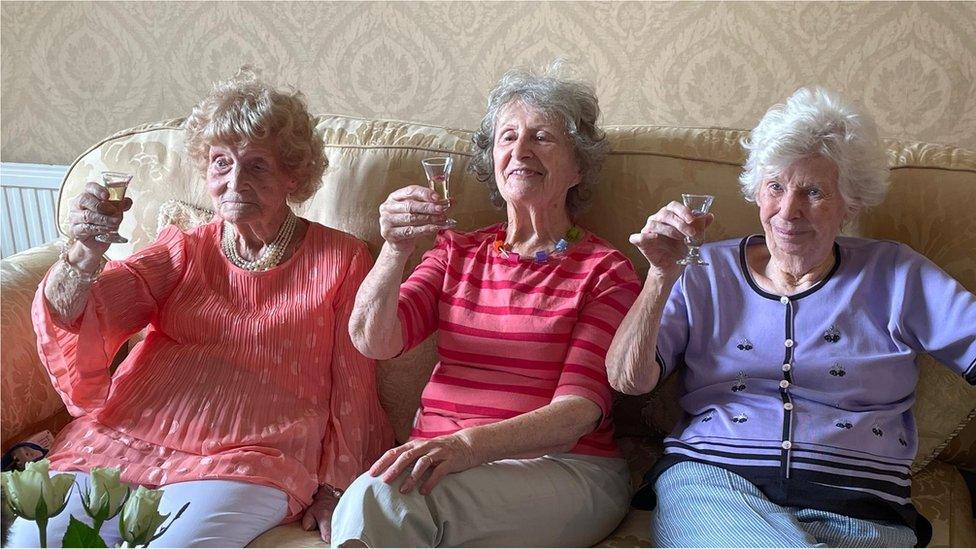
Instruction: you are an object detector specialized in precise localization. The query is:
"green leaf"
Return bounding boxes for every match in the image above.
[61,516,107,548]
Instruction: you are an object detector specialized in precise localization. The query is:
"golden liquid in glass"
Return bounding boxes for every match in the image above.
[105,182,127,201]
[428,175,450,200]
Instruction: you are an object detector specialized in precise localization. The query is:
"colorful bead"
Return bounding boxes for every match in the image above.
[534,251,549,263]
[554,239,569,253]
[566,226,582,242]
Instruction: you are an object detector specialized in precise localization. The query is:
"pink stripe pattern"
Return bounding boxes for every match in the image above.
[397,224,640,457]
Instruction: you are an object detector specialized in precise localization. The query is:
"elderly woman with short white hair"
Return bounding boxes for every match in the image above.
[607,87,976,547]
[14,71,393,547]
[331,65,640,547]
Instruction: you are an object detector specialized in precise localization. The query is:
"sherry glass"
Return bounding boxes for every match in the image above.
[421,156,453,201]
[676,193,714,266]
[95,171,133,243]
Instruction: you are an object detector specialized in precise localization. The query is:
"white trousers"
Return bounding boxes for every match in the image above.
[6,471,289,548]
[331,453,632,547]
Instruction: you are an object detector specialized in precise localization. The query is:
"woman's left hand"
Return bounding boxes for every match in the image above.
[300,486,341,542]
[369,433,482,495]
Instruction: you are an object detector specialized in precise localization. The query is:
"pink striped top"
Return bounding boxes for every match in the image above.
[32,219,393,521]
[397,224,641,457]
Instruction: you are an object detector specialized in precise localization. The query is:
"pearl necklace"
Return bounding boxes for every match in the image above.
[492,225,583,263]
[221,212,298,271]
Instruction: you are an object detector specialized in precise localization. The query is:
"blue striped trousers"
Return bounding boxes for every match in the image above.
[650,461,917,548]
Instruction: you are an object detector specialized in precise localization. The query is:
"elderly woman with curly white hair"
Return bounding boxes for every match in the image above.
[330,65,641,547]
[607,87,976,548]
[14,71,393,547]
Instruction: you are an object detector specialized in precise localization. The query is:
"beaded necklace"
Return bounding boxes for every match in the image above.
[221,211,298,271]
[491,224,584,263]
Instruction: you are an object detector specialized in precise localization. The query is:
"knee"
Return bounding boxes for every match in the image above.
[333,473,429,546]
[335,472,404,521]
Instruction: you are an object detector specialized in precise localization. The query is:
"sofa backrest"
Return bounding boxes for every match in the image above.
[57,115,976,470]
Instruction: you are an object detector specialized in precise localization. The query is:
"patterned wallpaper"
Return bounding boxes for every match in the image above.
[2,1,974,165]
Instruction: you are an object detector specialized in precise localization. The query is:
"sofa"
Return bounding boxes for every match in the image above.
[2,114,975,547]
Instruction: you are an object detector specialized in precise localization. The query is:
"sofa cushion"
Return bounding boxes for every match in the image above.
[156,199,214,235]
[0,242,68,447]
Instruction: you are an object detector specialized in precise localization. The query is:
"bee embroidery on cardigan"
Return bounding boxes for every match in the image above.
[834,419,853,430]
[828,363,846,377]
[872,425,884,437]
[736,339,753,351]
[732,413,748,424]
[823,325,841,343]
[731,371,747,392]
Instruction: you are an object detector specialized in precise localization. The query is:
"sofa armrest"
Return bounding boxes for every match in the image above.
[939,412,976,472]
[1,241,69,449]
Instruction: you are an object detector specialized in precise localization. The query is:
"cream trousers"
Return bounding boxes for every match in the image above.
[331,453,632,547]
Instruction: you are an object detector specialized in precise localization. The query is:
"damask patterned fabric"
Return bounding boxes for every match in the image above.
[2,2,976,164]
[2,116,974,546]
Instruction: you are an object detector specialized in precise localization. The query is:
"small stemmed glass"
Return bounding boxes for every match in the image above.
[422,156,454,222]
[95,171,133,243]
[676,193,714,266]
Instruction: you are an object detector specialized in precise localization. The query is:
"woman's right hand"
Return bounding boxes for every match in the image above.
[379,185,454,255]
[629,200,714,278]
[67,182,132,253]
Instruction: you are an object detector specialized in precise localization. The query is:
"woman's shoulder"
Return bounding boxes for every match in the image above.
[570,229,641,279]
[303,219,372,257]
[835,236,934,273]
[434,223,504,250]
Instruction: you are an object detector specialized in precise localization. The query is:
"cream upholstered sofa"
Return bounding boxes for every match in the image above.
[2,115,975,547]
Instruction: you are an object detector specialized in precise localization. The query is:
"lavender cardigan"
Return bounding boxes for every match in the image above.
[634,235,976,546]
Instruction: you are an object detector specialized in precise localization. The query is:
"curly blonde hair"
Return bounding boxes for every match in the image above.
[184,68,326,204]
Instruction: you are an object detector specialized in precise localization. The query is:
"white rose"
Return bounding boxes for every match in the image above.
[0,459,74,521]
[118,486,167,547]
[83,466,128,522]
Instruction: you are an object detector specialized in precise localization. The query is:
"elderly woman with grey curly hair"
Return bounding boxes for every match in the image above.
[331,66,641,547]
[607,87,976,548]
[17,71,393,547]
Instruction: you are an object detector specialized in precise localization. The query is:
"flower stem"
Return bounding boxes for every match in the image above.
[37,517,48,548]
[93,518,104,535]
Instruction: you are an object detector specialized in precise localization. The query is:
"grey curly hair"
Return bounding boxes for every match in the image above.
[739,86,889,218]
[184,68,326,204]
[470,63,608,217]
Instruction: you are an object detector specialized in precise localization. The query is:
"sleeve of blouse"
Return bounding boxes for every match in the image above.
[654,271,691,380]
[319,241,395,490]
[395,231,450,353]
[553,253,641,421]
[894,244,976,385]
[30,225,187,416]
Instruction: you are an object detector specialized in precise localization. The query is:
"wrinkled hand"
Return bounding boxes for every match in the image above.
[369,434,481,495]
[379,185,454,255]
[629,201,714,277]
[300,486,341,542]
[67,182,133,251]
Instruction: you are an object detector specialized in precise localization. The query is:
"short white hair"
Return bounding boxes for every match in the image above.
[738,87,889,215]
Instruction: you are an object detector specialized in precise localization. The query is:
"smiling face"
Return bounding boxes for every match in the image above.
[758,155,851,266]
[491,101,581,212]
[206,142,296,225]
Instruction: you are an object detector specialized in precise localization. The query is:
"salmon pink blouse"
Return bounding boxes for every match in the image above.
[32,220,393,520]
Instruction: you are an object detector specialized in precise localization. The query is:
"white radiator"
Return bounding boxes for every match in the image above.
[0,163,68,258]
